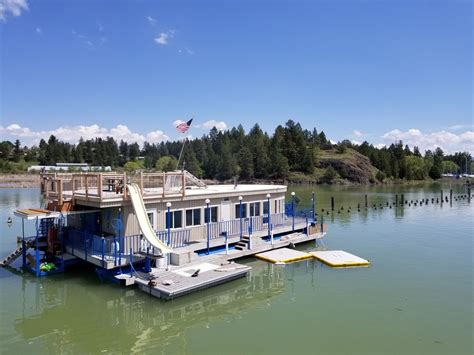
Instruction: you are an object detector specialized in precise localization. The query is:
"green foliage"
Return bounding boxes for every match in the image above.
[321,166,337,183]
[375,170,386,182]
[442,161,459,174]
[155,156,177,172]
[123,161,141,172]
[405,156,428,180]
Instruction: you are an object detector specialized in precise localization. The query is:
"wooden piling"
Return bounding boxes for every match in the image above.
[395,194,398,207]
[331,196,335,211]
[365,194,368,208]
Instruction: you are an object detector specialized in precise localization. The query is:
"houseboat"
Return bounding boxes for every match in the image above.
[2,170,326,299]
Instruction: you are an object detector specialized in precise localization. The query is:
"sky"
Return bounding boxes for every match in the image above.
[0,0,472,154]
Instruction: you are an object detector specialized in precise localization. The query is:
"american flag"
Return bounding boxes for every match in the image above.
[176,118,193,133]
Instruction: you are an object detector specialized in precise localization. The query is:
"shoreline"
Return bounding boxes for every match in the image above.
[0,174,40,188]
[0,173,469,189]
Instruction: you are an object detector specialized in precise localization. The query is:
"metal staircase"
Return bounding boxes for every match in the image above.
[0,240,35,267]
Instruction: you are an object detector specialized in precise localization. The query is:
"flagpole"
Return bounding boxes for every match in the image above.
[176,138,186,171]
[175,117,193,171]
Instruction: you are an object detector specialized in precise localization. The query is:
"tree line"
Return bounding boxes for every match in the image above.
[0,120,471,182]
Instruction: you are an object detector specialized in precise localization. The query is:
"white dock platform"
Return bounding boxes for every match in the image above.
[135,262,251,300]
[256,248,313,264]
[310,250,370,267]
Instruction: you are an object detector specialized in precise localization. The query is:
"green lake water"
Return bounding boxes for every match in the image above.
[0,185,472,354]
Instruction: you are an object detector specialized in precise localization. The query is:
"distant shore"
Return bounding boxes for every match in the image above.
[0,174,40,188]
[0,173,469,189]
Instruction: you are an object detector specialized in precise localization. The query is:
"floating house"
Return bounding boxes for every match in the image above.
[3,170,326,299]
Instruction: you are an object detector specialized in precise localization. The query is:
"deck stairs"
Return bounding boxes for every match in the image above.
[234,235,251,251]
[184,170,207,188]
[0,240,35,267]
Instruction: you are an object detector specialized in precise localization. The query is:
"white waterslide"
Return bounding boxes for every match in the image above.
[127,183,173,254]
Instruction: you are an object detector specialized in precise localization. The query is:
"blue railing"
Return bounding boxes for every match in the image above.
[156,229,190,248]
[205,213,295,240]
[65,227,189,262]
[285,202,315,219]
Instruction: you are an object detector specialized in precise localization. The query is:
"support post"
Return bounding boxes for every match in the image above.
[224,232,229,255]
[85,175,89,200]
[365,194,368,208]
[166,203,172,246]
[270,223,274,246]
[267,194,271,239]
[145,247,151,273]
[205,199,210,255]
[312,191,315,222]
[395,194,398,207]
[291,192,296,232]
[98,173,103,198]
[113,236,117,267]
[239,196,243,241]
[248,226,252,250]
[101,237,105,268]
[118,208,122,266]
[331,196,335,211]
[35,217,40,277]
[130,248,133,277]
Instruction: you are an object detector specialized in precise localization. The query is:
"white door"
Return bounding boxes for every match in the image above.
[221,200,231,221]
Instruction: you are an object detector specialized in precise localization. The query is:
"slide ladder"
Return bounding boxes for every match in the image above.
[1,240,34,267]
[127,183,173,254]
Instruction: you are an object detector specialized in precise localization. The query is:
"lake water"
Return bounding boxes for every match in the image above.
[0,185,472,354]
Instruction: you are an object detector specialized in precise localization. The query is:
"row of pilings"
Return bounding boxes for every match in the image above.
[319,188,472,215]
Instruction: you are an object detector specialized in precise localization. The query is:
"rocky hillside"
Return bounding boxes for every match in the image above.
[288,148,379,184]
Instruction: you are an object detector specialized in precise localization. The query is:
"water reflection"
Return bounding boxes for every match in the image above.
[12,260,294,353]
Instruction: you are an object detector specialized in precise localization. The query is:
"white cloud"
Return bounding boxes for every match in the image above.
[0,0,28,21]
[154,32,169,45]
[200,120,227,131]
[0,123,170,146]
[380,128,474,154]
[35,27,42,34]
[146,130,169,143]
[146,15,157,25]
[352,130,363,138]
[448,124,473,131]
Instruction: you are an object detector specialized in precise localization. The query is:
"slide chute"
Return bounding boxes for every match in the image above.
[127,183,172,254]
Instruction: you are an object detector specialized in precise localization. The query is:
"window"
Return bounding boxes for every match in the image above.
[263,201,270,215]
[205,206,218,223]
[249,202,260,217]
[235,203,247,219]
[165,210,183,229]
[186,208,201,226]
[147,210,157,230]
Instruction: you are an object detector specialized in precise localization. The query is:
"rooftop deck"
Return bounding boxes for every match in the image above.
[40,171,286,207]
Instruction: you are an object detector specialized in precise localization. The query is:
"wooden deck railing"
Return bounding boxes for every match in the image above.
[40,170,199,203]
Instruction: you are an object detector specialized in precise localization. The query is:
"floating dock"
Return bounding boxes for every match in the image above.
[310,250,370,267]
[134,262,251,300]
[256,248,313,264]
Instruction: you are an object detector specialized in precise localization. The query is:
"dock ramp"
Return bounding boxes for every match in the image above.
[127,183,172,254]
